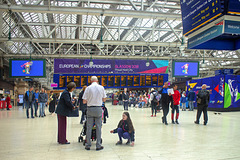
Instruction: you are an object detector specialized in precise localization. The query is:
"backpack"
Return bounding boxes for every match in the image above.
[197,90,209,105]
[152,91,158,103]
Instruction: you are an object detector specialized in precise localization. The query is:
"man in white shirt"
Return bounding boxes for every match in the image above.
[83,76,107,151]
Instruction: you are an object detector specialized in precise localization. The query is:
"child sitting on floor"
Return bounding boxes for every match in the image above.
[110,112,135,146]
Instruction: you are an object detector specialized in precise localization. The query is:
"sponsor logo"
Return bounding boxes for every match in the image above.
[21,61,33,74]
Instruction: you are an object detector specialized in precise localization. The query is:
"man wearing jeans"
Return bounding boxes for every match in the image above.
[38,88,48,117]
[122,88,129,111]
[83,76,107,151]
[34,89,39,117]
[187,88,196,111]
[24,86,35,118]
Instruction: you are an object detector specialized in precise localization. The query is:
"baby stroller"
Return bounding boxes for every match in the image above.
[78,120,103,145]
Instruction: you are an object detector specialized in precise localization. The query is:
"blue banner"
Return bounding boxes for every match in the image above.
[188,24,223,49]
[186,75,224,109]
[225,20,240,34]
[228,0,240,14]
[180,0,222,36]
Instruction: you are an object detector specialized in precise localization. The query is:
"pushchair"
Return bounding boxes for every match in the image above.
[78,120,103,145]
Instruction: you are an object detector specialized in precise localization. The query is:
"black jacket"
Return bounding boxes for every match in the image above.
[24,91,35,103]
[197,89,210,106]
[55,89,75,116]
[38,93,48,103]
[78,91,87,111]
[113,120,135,142]
[122,92,129,101]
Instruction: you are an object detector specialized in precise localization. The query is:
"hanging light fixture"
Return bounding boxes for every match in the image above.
[99,13,104,49]
[146,57,150,67]
[201,52,206,67]
[7,10,13,46]
[89,55,93,67]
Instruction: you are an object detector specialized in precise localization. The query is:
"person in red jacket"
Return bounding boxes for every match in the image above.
[5,95,11,111]
[171,85,181,124]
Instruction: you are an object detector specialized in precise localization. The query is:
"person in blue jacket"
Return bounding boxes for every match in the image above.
[187,88,196,111]
[24,86,35,118]
[181,91,187,111]
[110,112,135,147]
[55,82,78,144]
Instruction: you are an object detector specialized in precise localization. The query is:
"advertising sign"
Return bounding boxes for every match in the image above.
[172,61,199,77]
[180,0,222,36]
[54,59,168,74]
[9,59,46,78]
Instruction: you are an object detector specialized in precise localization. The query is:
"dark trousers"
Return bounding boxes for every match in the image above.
[7,104,10,110]
[123,101,129,110]
[196,105,208,123]
[171,105,179,121]
[151,102,157,115]
[34,101,38,116]
[162,102,169,123]
[80,110,86,123]
[57,114,67,144]
[26,102,34,118]
[103,116,107,123]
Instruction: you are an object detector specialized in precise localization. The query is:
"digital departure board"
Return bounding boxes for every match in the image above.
[127,76,133,87]
[101,76,107,87]
[140,75,145,86]
[54,73,168,89]
[108,76,114,87]
[74,76,80,87]
[146,75,151,86]
[115,75,120,87]
[134,75,140,87]
[59,76,66,88]
[152,75,158,86]
[67,76,73,85]
[81,76,87,87]
[121,76,127,87]
[158,75,163,86]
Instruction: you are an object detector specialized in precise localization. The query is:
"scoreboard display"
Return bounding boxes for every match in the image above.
[53,73,168,89]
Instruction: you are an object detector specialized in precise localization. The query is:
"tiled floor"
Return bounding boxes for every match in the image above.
[0,103,240,160]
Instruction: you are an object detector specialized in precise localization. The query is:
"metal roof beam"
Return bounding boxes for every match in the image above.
[0,37,184,47]
[0,5,181,20]
[2,54,240,62]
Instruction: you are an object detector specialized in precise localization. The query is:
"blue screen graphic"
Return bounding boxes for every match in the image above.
[173,62,199,77]
[11,60,45,77]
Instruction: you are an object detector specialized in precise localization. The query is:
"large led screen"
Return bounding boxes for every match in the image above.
[9,59,46,78]
[173,61,199,77]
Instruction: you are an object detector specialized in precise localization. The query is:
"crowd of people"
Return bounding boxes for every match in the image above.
[2,76,209,151]
[22,87,57,118]
[112,82,209,126]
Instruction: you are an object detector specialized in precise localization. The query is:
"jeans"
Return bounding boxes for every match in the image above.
[151,102,157,115]
[117,128,131,142]
[26,102,34,118]
[182,103,186,110]
[34,101,38,116]
[138,102,145,108]
[188,101,194,111]
[39,103,45,117]
[123,101,129,110]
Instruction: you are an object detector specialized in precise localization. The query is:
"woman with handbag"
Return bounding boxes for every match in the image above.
[55,82,78,144]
